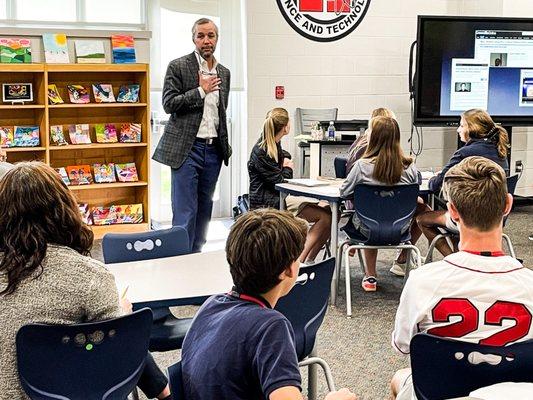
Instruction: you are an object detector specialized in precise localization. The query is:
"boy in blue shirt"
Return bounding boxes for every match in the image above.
[181,209,357,400]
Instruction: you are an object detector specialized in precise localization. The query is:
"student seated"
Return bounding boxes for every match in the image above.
[0,148,13,179]
[181,209,357,400]
[417,109,510,257]
[248,107,332,264]
[340,117,427,291]
[391,156,533,400]
[0,162,171,400]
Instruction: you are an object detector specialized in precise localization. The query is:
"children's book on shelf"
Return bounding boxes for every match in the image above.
[0,126,13,147]
[95,123,118,143]
[112,204,143,224]
[92,207,113,226]
[78,203,93,225]
[68,124,91,144]
[74,40,105,64]
[119,123,141,143]
[50,125,67,146]
[116,84,140,103]
[13,126,39,147]
[47,84,64,104]
[66,165,93,185]
[0,38,31,63]
[42,33,69,63]
[92,84,116,103]
[54,167,70,186]
[111,35,136,64]
[115,162,138,182]
[67,85,90,104]
[93,163,116,183]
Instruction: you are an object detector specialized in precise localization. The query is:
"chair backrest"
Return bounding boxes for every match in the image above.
[334,156,348,179]
[295,108,338,135]
[507,174,519,195]
[275,258,335,360]
[102,226,190,263]
[352,183,420,245]
[410,333,533,400]
[16,309,153,400]
[168,361,185,400]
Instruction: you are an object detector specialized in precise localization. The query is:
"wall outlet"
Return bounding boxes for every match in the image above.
[515,160,523,173]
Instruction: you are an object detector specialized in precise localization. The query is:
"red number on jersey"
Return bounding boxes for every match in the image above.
[427,298,479,338]
[479,301,533,346]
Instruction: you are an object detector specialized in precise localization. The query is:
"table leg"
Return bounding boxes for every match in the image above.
[280,192,287,211]
[329,200,339,305]
[429,192,435,210]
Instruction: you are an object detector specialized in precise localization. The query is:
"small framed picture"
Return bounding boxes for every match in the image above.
[2,83,33,103]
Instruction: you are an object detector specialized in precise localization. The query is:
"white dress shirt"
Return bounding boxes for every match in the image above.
[195,51,220,139]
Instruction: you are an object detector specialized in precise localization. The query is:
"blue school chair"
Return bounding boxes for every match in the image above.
[102,227,193,352]
[275,257,337,400]
[16,309,152,400]
[410,333,533,400]
[168,361,185,400]
[425,174,519,262]
[334,156,348,179]
[338,183,422,317]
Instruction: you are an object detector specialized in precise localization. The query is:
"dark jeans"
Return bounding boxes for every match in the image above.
[138,353,168,398]
[171,140,222,252]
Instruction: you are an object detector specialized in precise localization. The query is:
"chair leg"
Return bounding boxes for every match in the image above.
[307,346,318,400]
[356,249,366,275]
[425,233,447,264]
[344,246,353,318]
[298,357,337,392]
[502,233,516,258]
[129,388,140,400]
[336,240,350,297]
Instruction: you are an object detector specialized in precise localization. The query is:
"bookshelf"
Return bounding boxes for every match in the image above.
[0,63,151,238]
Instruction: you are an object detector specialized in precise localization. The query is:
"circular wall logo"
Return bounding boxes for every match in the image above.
[276,0,371,42]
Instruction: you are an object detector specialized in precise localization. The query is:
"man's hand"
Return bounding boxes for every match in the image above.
[325,388,358,400]
[283,158,294,170]
[199,71,221,94]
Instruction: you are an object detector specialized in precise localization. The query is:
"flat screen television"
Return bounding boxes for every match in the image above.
[414,16,533,126]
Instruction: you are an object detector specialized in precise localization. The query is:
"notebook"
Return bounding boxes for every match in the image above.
[287,179,330,187]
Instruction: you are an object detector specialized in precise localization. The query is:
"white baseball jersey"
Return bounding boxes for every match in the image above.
[393,251,533,354]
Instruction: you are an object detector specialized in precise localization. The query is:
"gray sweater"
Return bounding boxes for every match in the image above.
[0,245,121,400]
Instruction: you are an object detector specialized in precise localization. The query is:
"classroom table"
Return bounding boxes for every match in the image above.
[106,250,232,308]
[275,178,432,304]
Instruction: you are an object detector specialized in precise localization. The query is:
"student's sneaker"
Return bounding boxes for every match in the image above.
[361,276,377,292]
[389,253,426,277]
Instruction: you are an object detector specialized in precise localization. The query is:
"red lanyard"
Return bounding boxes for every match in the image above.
[228,290,271,309]
[463,250,506,257]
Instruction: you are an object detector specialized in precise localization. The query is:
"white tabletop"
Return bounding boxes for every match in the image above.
[106,250,233,307]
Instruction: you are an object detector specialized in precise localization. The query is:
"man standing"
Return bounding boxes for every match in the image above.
[153,18,231,252]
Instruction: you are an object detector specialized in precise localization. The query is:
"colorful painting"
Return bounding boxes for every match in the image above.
[67,85,90,104]
[95,123,118,143]
[93,163,116,183]
[78,203,93,225]
[54,167,70,186]
[74,40,105,63]
[92,83,115,103]
[115,162,138,182]
[68,124,91,144]
[119,123,141,143]
[112,204,143,224]
[43,33,70,63]
[0,38,32,63]
[2,83,33,103]
[0,127,13,147]
[47,84,64,104]
[50,125,67,145]
[13,126,39,147]
[117,84,140,103]
[66,165,93,185]
[111,35,136,64]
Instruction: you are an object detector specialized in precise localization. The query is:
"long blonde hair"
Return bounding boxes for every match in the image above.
[260,108,289,162]
[462,109,509,159]
[371,107,396,120]
[363,116,413,185]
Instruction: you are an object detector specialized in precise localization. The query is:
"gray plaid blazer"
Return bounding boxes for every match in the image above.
[153,52,231,169]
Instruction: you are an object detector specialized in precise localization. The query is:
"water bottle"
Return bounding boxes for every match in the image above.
[327,121,335,141]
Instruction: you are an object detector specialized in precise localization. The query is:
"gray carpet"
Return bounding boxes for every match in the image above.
[92,205,533,400]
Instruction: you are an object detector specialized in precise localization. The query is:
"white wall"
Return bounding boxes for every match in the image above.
[245,0,532,195]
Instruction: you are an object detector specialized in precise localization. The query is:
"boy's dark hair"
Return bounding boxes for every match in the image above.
[226,209,307,295]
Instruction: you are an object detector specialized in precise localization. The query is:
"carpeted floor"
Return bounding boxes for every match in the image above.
[93,205,533,400]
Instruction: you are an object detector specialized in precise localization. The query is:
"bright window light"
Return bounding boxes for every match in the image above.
[16,0,76,21]
[85,0,142,24]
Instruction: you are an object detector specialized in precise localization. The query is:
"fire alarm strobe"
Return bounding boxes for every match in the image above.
[275,86,284,99]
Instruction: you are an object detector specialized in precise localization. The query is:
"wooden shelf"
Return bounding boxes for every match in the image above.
[91,222,150,239]
[0,104,45,109]
[48,103,147,109]
[69,181,148,191]
[0,64,45,72]
[46,64,148,73]
[49,143,148,151]
[4,146,46,152]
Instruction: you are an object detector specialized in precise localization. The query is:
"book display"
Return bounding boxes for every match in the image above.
[0,63,150,238]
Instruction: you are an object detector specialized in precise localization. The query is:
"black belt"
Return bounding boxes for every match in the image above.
[195,137,219,145]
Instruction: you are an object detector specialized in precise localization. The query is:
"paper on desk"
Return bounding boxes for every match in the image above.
[287,179,330,187]
[469,382,533,400]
